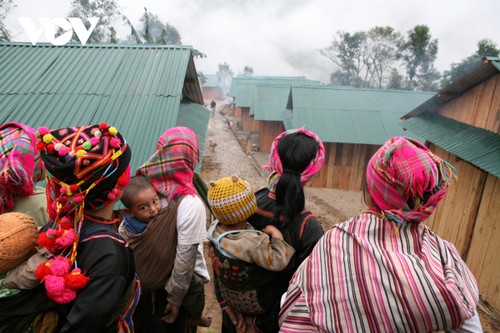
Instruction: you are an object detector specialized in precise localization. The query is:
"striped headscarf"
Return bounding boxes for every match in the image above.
[0,122,45,213]
[366,136,456,224]
[137,126,199,201]
[263,128,325,192]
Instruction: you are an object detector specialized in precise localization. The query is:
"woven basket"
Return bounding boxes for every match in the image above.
[0,212,38,273]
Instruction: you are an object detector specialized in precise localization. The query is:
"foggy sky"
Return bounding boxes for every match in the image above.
[5,0,500,83]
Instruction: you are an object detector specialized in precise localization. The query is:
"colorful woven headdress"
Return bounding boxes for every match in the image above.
[0,122,45,213]
[263,128,325,192]
[34,123,131,304]
[366,136,456,224]
[137,126,199,201]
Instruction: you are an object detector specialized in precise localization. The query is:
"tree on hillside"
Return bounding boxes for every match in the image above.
[138,8,181,45]
[441,39,499,87]
[66,0,122,43]
[399,25,439,90]
[321,27,403,88]
[320,31,367,87]
[217,62,233,94]
[0,0,15,42]
[242,66,254,76]
[363,26,402,88]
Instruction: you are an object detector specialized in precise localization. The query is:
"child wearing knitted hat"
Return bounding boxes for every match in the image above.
[207,175,295,332]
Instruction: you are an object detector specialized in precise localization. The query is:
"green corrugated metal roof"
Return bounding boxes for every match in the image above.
[400,112,500,178]
[0,42,207,172]
[253,85,291,120]
[176,99,211,173]
[288,86,433,144]
[403,57,500,118]
[231,76,322,115]
[228,75,316,96]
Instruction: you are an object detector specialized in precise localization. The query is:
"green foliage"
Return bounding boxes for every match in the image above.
[0,0,15,42]
[320,31,367,87]
[243,66,254,76]
[139,8,181,45]
[67,0,122,43]
[321,27,402,88]
[440,39,499,88]
[399,25,439,90]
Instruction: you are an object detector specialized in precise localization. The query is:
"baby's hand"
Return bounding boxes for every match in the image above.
[262,225,283,240]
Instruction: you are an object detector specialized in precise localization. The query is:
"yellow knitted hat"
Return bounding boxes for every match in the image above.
[0,212,38,274]
[208,175,257,225]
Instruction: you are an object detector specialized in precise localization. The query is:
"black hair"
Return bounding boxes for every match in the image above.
[120,175,155,209]
[273,132,319,224]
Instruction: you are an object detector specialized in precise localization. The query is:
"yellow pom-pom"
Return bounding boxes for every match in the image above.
[75,150,86,158]
[43,134,54,144]
[108,127,117,136]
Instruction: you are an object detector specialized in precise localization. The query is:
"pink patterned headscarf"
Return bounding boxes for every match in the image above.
[366,136,456,224]
[263,128,325,192]
[0,122,45,213]
[137,126,199,201]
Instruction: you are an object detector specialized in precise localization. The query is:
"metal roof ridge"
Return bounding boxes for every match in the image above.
[0,42,193,50]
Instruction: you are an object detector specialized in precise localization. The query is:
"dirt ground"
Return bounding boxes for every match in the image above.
[198,101,500,333]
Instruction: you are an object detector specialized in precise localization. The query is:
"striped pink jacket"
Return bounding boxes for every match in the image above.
[279,213,479,332]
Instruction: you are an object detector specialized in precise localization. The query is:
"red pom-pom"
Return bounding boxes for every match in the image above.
[69,184,79,193]
[64,268,90,290]
[35,261,52,281]
[36,141,46,151]
[38,231,56,250]
[99,122,108,130]
[47,144,55,153]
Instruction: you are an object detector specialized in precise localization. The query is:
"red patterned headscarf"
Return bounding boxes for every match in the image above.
[137,126,199,201]
[0,122,45,213]
[263,128,325,192]
[34,123,131,304]
[366,136,456,224]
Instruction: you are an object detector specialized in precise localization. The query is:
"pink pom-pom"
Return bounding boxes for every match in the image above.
[73,194,84,204]
[50,288,76,304]
[38,126,50,136]
[60,216,71,224]
[48,257,71,275]
[90,137,99,145]
[45,275,66,296]
[107,192,116,201]
[58,146,70,156]
[46,228,57,237]
[109,137,121,148]
[60,186,67,195]
[54,229,76,249]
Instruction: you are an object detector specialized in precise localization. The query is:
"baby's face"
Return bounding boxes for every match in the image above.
[128,187,161,223]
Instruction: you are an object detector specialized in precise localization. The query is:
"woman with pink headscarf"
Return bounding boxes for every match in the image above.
[133,126,210,333]
[0,122,47,226]
[279,136,481,332]
[216,128,326,333]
